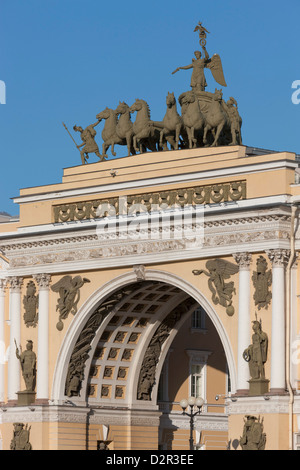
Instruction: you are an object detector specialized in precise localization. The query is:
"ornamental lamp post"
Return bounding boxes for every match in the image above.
[180,396,204,450]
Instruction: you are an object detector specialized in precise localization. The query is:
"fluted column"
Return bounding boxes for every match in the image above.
[233,252,252,394]
[7,276,23,402]
[34,274,51,402]
[267,249,290,392]
[0,279,8,403]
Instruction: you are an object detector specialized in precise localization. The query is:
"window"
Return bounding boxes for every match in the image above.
[191,364,204,398]
[191,307,206,332]
[186,350,212,402]
[226,364,231,395]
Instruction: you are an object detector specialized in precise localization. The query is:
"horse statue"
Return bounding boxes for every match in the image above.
[129,99,162,153]
[202,89,230,147]
[115,101,136,156]
[152,92,183,150]
[178,91,206,148]
[96,107,121,158]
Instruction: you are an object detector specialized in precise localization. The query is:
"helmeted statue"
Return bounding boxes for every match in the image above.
[73,121,104,164]
[15,340,36,392]
[243,318,268,380]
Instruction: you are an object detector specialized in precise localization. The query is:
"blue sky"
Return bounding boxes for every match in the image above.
[1,0,300,216]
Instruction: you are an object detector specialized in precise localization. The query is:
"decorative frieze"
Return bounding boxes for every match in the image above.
[1,213,293,270]
[53,181,247,223]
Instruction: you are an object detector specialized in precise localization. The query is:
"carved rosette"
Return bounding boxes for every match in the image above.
[233,252,252,270]
[266,249,290,268]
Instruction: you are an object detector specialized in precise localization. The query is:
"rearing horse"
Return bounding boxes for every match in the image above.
[152,92,183,150]
[115,101,136,156]
[129,99,161,153]
[179,91,206,148]
[96,107,121,158]
[203,89,230,147]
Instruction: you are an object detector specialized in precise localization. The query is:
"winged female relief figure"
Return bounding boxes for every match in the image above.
[193,259,238,315]
[51,275,90,330]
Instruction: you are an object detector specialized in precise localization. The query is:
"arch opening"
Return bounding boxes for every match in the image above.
[52,270,237,412]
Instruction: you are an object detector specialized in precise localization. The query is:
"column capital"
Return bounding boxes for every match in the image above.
[0,278,8,292]
[33,273,51,289]
[266,249,290,267]
[8,276,24,292]
[233,252,252,270]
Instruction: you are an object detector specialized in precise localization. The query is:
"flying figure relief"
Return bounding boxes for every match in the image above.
[193,259,238,316]
[51,275,91,330]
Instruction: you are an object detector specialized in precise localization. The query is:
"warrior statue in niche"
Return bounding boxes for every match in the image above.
[243,317,268,380]
[15,340,37,392]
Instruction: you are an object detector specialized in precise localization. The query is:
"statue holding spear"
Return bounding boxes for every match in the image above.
[63,120,106,164]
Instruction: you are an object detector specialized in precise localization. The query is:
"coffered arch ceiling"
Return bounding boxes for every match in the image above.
[54,272,236,408]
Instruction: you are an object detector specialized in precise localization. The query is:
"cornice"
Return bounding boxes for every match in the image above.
[0,209,294,274]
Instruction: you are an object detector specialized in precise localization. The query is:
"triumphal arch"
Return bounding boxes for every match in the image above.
[1,22,300,451]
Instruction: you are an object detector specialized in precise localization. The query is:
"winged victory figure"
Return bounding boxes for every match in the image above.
[172,21,227,92]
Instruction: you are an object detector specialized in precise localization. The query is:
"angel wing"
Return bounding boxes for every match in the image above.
[51,275,74,293]
[206,259,239,277]
[207,54,227,87]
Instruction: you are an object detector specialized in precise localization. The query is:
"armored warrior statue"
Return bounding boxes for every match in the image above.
[243,318,268,381]
[243,316,269,395]
[15,340,37,392]
[73,121,105,164]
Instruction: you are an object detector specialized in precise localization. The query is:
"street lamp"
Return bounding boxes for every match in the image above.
[180,396,204,450]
